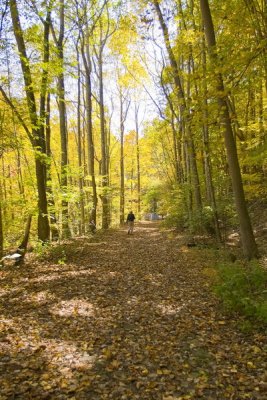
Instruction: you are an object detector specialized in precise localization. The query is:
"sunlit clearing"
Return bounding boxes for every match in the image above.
[50,299,96,317]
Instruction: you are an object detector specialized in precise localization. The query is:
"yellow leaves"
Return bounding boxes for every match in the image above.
[157,368,172,375]
[251,345,261,354]
[40,380,53,391]
[202,267,218,279]
[106,359,120,371]
[141,368,149,376]
[102,346,113,360]
[246,361,256,369]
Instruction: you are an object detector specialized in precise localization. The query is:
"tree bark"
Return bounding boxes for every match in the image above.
[201,31,221,241]
[56,0,70,238]
[200,0,258,258]
[0,190,3,260]
[153,0,202,212]
[80,28,98,228]
[9,0,50,242]
[98,46,109,229]
[119,90,125,225]
[135,104,141,220]
[76,46,85,234]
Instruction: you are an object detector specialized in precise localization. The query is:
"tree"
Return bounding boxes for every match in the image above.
[7,0,51,242]
[52,0,70,238]
[152,0,202,215]
[200,0,258,259]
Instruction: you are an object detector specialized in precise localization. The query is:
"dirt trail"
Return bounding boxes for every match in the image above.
[0,222,266,399]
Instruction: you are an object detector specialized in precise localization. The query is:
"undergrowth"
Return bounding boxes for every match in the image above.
[213,260,267,328]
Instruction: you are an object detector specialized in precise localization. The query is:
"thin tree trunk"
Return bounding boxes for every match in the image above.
[119,90,125,225]
[0,187,3,260]
[76,46,85,234]
[46,93,59,240]
[201,31,221,241]
[98,47,109,229]
[18,215,32,251]
[200,0,258,258]
[135,104,141,219]
[153,0,202,212]
[81,31,98,228]
[56,0,70,238]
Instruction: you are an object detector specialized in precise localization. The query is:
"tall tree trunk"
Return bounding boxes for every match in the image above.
[76,46,85,234]
[200,0,258,258]
[201,31,221,241]
[56,0,70,238]
[46,93,59,240]
[119,90,130,225]
[153,0,202,212]
[81,31,98,228]
[135,104,141,219]
[98,48,109,229]
[119,90,125,225]
[9,0,50,242]
[0,187,3,260]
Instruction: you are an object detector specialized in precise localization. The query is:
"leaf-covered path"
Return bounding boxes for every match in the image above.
[0,222,266,399]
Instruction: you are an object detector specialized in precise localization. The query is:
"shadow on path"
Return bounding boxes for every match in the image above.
[0,222,266,399]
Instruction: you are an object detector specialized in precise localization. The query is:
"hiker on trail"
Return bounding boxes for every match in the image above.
[126,211,135,234]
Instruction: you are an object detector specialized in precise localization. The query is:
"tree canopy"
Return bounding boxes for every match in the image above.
[0,0,266,259]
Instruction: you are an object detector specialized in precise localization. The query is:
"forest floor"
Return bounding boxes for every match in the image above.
[0,222,266,400]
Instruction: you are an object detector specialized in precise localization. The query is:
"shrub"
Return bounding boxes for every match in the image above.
[214,261,267,326]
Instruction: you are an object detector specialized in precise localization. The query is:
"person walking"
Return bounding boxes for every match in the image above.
[126,211,135,234]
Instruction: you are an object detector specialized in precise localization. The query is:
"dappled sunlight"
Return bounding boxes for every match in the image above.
[43,339,97,372]
[145,272,163,286]
[50,299,96,317]
[126,295,141,305]
[82,242,108,247]
[1,223,266,399]
[19,268,96,284]
[180,245,190,253]
[0,317,97,393]
[24,290,56,305]
[157,301,189,316]
[0,287,22,298]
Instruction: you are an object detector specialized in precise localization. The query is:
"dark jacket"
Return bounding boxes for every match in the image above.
[126,212,135,222]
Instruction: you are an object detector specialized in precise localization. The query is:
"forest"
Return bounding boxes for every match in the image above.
[0,0,266,258]
[0,1,267,398]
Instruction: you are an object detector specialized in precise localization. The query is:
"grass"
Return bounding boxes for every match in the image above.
[213,260,267,327]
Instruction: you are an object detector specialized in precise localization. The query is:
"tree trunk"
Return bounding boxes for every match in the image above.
[76,46,85,234]
[98,48,109,229]
[200,0,258,258]
[201,31,221,241]
[56,0,70,238]
[120,90,125,225]
[135,104,141,219]
[81,31,98,228]
[153,0,202,212]
[18,215,32,251]
[0,190,3,260]
[9,0,50,242]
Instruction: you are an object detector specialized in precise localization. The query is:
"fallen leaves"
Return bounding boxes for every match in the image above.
[0,223,266,399]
